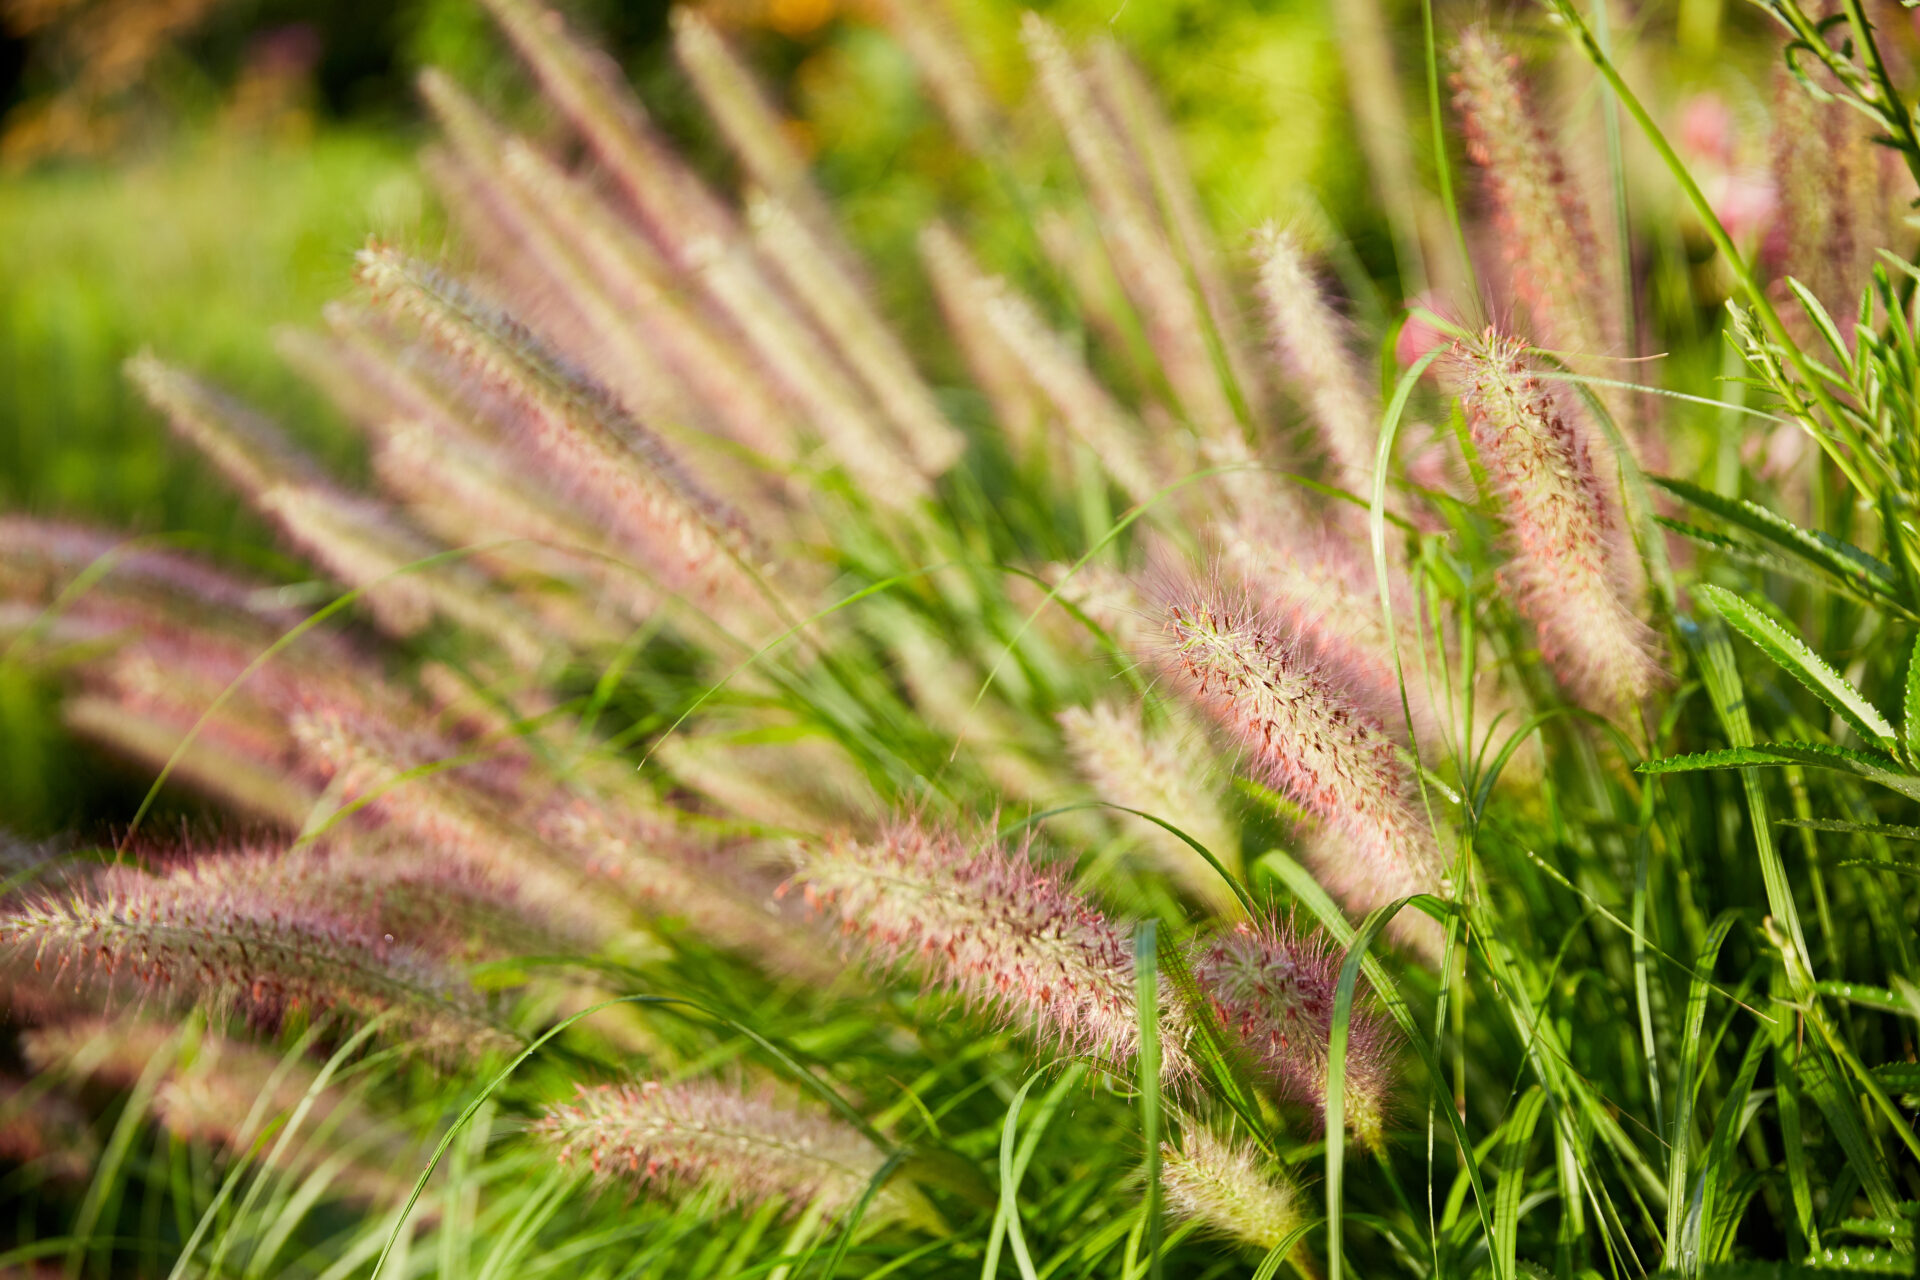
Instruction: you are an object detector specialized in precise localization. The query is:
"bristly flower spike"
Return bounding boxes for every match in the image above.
[791,819,1185,1076]
[127,354,549,667]
[1058,701,1243,915]
[1190,918,1397,1148]
[1161,1126,1305,1253]
[1159,574,1445,952]
[918,222,1046,454]
[1447,330,1662,715]
[1022,14,1242,448]
[0,858,507,1053]
[977,276,1161,506]
[537,1079,927,1225]
[1451,28,1616,363]
[1252,224,1379,505]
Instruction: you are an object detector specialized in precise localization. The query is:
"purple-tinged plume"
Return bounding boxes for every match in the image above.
[0,856,506,1053]
[1021,16,1240,448]
[127,354,549,667]
[352,246,786,633]
[1451,29,1616,363]
[792,819,1181,1076]
[1252,225,1379,504]
[1191,919,1397,1149]
[538,1079,925,1225]
[1447,330,1662,714]
[1159,575,1445,947]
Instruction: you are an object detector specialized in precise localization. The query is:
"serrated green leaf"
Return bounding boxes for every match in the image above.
[1778,819,1920,841]
[1905,635,1920,766]
[1641,742,1920,802]
[1698,584,1898,750]
[1649,1263,1910,1279]
[1815,981,1912,1016]
[1652,476,1897,590]
[1839,1217,1918,1243]
[1870,1064,1920,1094]
[1803,1245,1912,1271]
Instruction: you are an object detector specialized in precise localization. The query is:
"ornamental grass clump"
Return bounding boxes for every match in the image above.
[8,0,1920,1273]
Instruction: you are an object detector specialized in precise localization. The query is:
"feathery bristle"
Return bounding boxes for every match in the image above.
[538,1078,913,1222]
[1160,577,1445,934]
[0,859,505,1051]
[978,277,1160,505]
[286,704,640,946]
[1447,330,1662,714]
[1058,701,1242,913]
[1451,29,1615,361]
[1022,15,1240,447]
[128,354,549,665]
[917,222,1045,451]
[1088,41,1272,427]
[1252,225,1379,503]
[1191,919,1396,1148]
[747,193,965,478]
[879,0,998,154]
[1161,1126,1305,1252]
[792,819,1180,1074]
[353,247,783,623]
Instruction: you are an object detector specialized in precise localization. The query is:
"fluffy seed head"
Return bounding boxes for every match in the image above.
[0,858,506,1053]
[792,820,1180,1075]
[1451,29,1615,360]
[1252,224,1379,503]
[537,1079,916,1223]
[1190,919,1397,1148]
[354,246,781,629]
[1447,330,1662,714]
[979,277,1160,506]
[1161,1126,1304,1252]
[1058,701,1242,914]
[1160,577,1445,921]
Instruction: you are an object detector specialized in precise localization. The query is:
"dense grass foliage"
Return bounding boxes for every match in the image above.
[3,0,1920,1276]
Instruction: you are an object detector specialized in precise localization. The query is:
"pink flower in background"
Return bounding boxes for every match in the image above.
[1396,292,1453,372]
[1680,93,1736,165]
[1677,91,1776,244]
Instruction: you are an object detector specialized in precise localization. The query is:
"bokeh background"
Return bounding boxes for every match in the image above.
[0,0,1794,833]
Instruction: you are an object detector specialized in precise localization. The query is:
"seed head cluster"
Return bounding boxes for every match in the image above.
[792,820,1177,1075]
[1161,1127,1304,1252]
[0,858,504,1051]
[1191,919,1396,1149]
[1449,330,1662,714]
[1451,28,1615,361]
[538,1079,913,1223]
[1162,583,1445,930]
